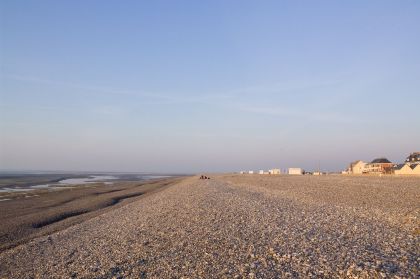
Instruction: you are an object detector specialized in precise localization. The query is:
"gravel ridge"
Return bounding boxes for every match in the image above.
[0,175,418,278]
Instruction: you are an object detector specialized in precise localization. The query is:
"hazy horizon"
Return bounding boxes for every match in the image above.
[1,1,419,173]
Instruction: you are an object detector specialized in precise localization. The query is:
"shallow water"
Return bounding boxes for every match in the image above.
[31,175,118,189]
[0,187,34,193]
[58,175,117,185]
[0,174,173,194]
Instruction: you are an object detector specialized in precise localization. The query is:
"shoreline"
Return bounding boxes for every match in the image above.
[0,177,186,251]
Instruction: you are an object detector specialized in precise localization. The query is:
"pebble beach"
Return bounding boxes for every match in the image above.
[0,175,419,278]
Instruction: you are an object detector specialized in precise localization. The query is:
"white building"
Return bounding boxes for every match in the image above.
[288,168,303,175]
[269,169,281,175]
[346,160,366,174]
[248,171,254,174]
[259,170,264,174]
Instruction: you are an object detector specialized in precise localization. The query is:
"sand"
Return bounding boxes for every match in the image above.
[0,174,418,278]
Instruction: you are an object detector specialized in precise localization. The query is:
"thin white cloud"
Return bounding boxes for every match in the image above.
[234,104,358,124]
[235,104,299,117]
[3,74,233,105]
[221,77,344,96]
[3,74,357,123]
[3,74,172,100]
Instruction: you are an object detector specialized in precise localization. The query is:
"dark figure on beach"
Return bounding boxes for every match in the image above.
[200,175,210,180]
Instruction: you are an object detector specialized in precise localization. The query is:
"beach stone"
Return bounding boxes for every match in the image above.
[0,175,418,278]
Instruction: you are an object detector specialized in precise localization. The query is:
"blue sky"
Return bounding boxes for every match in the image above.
[1,1,419,173]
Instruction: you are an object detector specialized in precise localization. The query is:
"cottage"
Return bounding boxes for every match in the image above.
[288,168,303,175]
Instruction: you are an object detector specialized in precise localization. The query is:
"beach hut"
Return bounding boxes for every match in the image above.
[269,169,281,175]
[288,168,303,175]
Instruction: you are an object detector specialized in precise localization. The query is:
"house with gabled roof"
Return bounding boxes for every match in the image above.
[392,163,420,175]
[393,163,413,175]
[349,160,366,174]
[342,160,366,174]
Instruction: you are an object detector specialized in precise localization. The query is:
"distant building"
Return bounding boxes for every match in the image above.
[343,153,420,176]
[392,152,420,175]
[269,169,281,175]
[248,171,254,174]
[411,164,420,175]
[259,170,264,174]
[288,168,303,175]
[393,163,420,175]
[405,152,420,164]
[239,171,245,174]
[364,158,393,174]
[393,163,413,175]
[345,160,366,174]
[313,171,324,176]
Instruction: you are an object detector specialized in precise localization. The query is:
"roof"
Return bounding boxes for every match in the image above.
[406,152,420,162]
[371,158,392,164]
[394,164,408,170]
[350,160,365,167]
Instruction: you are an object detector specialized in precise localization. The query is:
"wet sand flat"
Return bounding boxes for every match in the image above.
[0,177,183,251]
[0,175,419,278]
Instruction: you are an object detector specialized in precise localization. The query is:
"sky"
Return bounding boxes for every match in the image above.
[0,0,419,173]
